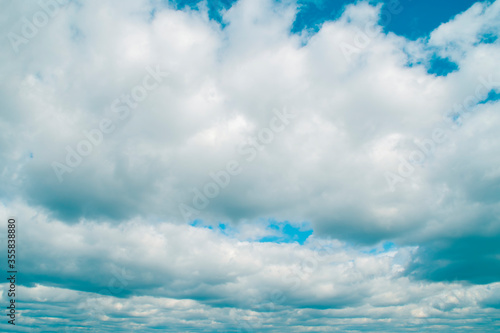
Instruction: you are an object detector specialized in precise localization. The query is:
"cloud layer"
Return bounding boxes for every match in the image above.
[1,0,499,331]
[1,200,500,332]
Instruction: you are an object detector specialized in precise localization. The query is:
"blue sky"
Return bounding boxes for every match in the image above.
[171,0,480,39]
[171,0,474,76]
[293,0,481,39]
[1,0,500,332]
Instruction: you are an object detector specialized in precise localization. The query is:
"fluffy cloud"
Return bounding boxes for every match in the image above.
[1,0,499,331]
[1,201,499,332]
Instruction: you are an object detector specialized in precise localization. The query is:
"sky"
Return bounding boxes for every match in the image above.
[0,0,499,332]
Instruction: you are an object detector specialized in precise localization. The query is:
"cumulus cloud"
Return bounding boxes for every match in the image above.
[0,0,499,331]
[1,201,499,332]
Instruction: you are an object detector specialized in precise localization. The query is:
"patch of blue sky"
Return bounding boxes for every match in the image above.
[217,222,239,236]
[291,0,416,35]
[163,0,237,25]
[440,84,500,129]
[258,219,313,244]
[189,219,209,228]
[159,0,479,41]
[291,0,347,34]
[479,89,500,104]
[189,220,237,235]
[363,241,397,254]
[382,0,479,39]
[190,219,313,244]
[448,87,500,126]
[291,0,480,40]
[404,49,460,76]
[426,55,459,76]
[383,241,395,251]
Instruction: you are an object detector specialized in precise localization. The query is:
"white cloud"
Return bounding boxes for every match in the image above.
[1,0,499,330]
[1,200,499,331]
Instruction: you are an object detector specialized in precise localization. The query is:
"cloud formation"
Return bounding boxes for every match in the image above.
[0,0,499,331]
[1,200,499,332]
